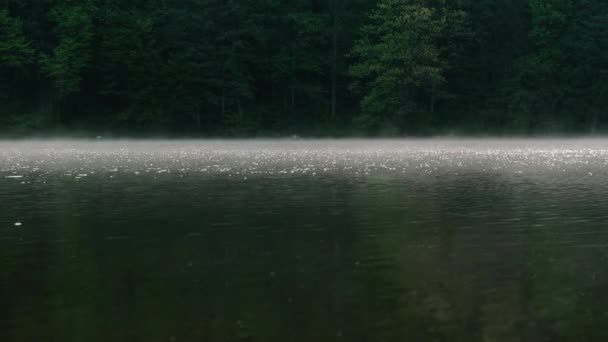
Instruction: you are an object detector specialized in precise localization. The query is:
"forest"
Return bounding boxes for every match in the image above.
[1,0,607,136]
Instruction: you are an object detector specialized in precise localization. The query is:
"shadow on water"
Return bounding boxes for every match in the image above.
[2,140,608,341]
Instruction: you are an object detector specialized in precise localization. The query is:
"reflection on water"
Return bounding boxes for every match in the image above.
[2,139,608,341]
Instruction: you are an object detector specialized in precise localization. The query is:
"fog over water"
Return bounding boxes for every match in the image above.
[2,139,608,341]
[2,138,608,176]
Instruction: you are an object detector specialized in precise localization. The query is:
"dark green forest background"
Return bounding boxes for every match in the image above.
[1,0,607,136]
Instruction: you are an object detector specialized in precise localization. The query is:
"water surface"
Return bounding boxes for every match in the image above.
[2,139,608,341]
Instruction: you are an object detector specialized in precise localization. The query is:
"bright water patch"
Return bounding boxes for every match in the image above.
[1,139,608,341]
[1,139,608,179]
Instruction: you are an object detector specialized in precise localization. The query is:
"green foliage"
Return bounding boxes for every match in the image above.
[0,9,34,68]
[97,6,164,126]
[350,0,467,130]
[0,7,35,104]
[40,5,93,97]
[0,0,607,134]
[504,0,608,131]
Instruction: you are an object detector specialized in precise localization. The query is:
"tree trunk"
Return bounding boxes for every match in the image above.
[330,0,338,121]
[51,88,61,127]
[221,88,226,120]
[290,84,296,117]
[196,105,202,131]
[429,87,436,114]
[237,97,243,124]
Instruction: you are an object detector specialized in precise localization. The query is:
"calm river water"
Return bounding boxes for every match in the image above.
[2,139,608,341]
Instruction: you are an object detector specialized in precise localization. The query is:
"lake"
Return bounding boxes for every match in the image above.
[2,139,608,341]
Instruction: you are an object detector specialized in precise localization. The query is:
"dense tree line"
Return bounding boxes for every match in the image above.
[0,0,607,135]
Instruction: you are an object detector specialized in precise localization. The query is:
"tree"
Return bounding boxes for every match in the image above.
[508,0,608,132]
[350,0,467,132]
[327,0,376,123]
[96,2,166,127]
[0,8,34,69]
[1,0,607,134]
[40,4,93,101]
[264,1,329,123]
[0,8,34,102]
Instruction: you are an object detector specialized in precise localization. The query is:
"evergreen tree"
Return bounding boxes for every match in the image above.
[509,0,608,132]
[0,8,34,102]
[39,2,94,118]
[0,8,33,69]
[0,0,606,134]
[350,0,467,132]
